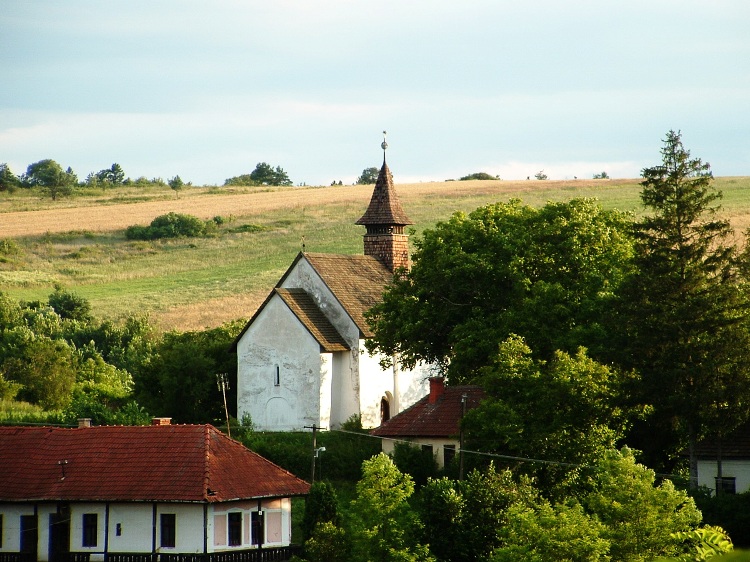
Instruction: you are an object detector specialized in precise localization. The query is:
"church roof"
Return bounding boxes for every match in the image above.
[303,252,393,338]
[0,424,310,503]
[276,288,350,352]
[356,160,413,227]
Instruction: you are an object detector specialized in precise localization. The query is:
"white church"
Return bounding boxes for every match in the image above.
[233,147,431,431]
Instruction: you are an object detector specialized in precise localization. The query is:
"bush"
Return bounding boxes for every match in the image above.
[125,212,212,240]
[459,172,499,181]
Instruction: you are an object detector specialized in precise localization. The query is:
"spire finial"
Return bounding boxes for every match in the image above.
[381,130,388,160]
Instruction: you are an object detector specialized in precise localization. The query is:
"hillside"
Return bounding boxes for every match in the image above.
[2,177,749,331]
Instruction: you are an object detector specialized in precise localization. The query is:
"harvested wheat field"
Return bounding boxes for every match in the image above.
[0,179,632,238]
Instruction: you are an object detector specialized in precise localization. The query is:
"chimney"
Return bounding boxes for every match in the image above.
[428,377,445,404]
[151,417,172,426]
[78,418,92,428]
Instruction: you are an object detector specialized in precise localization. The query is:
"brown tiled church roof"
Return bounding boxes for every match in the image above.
[0,424,310,502]
[356,160,413,227]
[276,288,350,352]
[303,252,393,338]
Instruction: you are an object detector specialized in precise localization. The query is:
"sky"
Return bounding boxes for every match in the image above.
[1,1,749,186]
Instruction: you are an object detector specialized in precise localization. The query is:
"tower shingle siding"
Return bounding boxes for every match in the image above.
[356,159,413,272]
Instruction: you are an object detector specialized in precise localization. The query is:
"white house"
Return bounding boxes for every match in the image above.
[371,377,485,469]
[0,419,309,562]
[233,154,431,431]
[693,422,750,495]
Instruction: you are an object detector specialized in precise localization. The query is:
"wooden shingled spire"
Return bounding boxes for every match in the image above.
[356,132,413,272]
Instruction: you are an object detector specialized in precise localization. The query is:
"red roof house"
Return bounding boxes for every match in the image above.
[0,419,309,562]
[370,377,485,468]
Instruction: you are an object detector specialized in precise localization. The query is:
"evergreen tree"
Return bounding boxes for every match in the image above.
[614,130,750,478]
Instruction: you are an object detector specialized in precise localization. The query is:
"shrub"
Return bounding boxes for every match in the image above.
[126,212,211,240]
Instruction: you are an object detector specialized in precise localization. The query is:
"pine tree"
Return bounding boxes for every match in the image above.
[618,130,750,482]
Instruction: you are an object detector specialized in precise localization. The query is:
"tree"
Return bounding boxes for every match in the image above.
[0,163,20,192]
[593,171,609,179]
[224,174,256,186]
[459,172,499,181]
[25,159,76,199]
[582,448,702,561]
[48,287,92,322]
[356,167,379,184]
[249,162,293,186]
[463,336,636,498]
[168,175,184,196]
[366,198,634,382]
[350,453,434,562]
[302,481,342,541]
[611,130,750,476]
[535,170,548,180]
[96,163,125,185]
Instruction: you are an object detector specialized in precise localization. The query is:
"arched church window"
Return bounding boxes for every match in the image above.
[274,365,280,386]
[380,396,390,423]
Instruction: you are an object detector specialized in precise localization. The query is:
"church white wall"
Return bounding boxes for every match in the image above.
[236,296,325,431]
[281,259,362,345]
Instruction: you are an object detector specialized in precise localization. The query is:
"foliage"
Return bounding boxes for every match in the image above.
[356,167,379,184]
[535,170,548,180]
[249,162,293,186]
[24,159,77,199]
[48,287,92,322]
[303,521,350,562]
[95,163,125,186]
[670,526,733,561]
[393,442,439,488]
[693,491,750,548]
[302,481,342,541]
[490,501,609,562]
[459,172,499,181]
[168,175,184,194]
[131,323,239,423]
[125,212,215,240]
[0,163,20,192]
[224,173,257,186]
[593,171,610,179]
[349,453,434,562]
[463,336,636,498]
[610,130,750,472]
[366,198,634,382]
[582,448,703,561]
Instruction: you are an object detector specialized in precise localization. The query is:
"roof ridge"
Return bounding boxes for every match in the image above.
[203,424,212,500]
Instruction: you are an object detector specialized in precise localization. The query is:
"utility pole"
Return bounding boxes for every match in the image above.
[304,424,326,483]
[459,393,467,481]
[216,374,231,438]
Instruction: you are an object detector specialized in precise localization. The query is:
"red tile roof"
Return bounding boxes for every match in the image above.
[0,424,309,503]
[356,160,413,227]
[371,385,485,438]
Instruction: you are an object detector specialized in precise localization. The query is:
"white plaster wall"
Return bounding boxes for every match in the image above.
[107,503,153,553]
[237,296,324,431]
[209,499,292,550]
[378,438,458,469]
[697,460,750,494]
[0,504,35,554]
[281,259,362,346]
[319,352,333,429]
[330,351,357,428]
[70,503,107,556]
[358,345,430,429]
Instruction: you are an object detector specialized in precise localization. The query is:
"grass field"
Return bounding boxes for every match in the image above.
[2,176,750,331]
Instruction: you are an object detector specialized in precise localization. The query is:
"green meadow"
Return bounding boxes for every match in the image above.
[2,176,749,331]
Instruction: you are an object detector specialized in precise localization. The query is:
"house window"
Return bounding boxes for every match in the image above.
[82,514,97,547]
[274,365,280,386]
[715,476,736,495]
[160,514,176,548]
[251,511,264,546]
[228,513,242,546]
[443,444,456,467]
[421,444,434,460]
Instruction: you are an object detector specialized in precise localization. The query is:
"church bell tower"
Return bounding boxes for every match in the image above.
[356,132,413,273]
